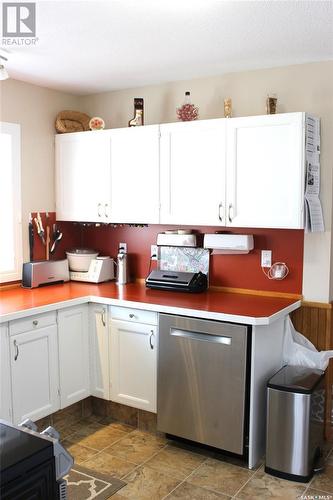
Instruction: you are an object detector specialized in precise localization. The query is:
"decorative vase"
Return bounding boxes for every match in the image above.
[176,92,199,121]
[89,117,105,130]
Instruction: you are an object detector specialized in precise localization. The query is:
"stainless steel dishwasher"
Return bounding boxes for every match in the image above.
[157,314,249,455]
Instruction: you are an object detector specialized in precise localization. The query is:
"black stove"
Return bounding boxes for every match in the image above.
[0,419,73,500]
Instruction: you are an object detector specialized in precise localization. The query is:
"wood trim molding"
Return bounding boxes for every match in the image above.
[136,279,303,300]
[209,286,302,300]
[301,301,332,309]
[0,282,21,291]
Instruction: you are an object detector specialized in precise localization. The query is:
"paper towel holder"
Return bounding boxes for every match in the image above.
[203,234,254,255]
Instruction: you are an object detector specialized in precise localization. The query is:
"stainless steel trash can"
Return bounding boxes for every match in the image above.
[265,365,325,482]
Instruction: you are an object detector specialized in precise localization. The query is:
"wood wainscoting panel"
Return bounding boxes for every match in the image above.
[290,303,333,441]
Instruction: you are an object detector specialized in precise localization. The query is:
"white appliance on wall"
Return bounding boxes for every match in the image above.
[204,234,254,254]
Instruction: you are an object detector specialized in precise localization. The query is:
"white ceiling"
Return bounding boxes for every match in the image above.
[1,0,333,95]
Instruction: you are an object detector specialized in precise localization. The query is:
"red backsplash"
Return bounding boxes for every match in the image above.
[77,224,304,294]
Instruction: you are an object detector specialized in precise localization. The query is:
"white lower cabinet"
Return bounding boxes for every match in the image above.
[58,305,90,408]
[110,307,158,412]
[9,314,59,424]
[89,304,110,400]
[5,303,159,422]
[0,323,12,421]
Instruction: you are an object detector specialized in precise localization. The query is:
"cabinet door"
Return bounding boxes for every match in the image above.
[226,113,305,229]
[110,320,157,412]
[109,125,160,223]
[56,131,111,222]
[0,324,12,421]
[89,304,110,400]
[58,305,90,408]
[10,325,59,423]
[160,119,226,225]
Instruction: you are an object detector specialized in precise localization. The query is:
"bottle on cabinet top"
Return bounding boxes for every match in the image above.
[129,98,144,127]
[176,91,199,121]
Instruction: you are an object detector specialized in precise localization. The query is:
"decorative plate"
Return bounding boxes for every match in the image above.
[89,116,105,130]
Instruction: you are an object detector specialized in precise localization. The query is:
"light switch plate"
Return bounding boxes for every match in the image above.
[261,250,272,268]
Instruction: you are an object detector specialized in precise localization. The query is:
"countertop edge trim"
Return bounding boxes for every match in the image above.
[0,294,302,326]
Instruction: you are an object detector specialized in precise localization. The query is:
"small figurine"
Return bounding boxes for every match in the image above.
[224,98,232,118]
[176,92,199,121]
[129,98,144,127]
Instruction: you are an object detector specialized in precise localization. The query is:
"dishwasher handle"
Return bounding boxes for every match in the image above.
[170,328,231,345]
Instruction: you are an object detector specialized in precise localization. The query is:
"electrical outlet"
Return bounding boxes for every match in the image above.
[261,250,272,268]
[151,245,158,260]
[119,242,127,253]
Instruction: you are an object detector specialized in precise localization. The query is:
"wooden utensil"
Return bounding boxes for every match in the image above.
[46,226,50,260]
[45,212,50,260]
[29,213,34,261]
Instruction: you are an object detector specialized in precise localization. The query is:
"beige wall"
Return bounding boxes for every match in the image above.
[81,61,333,303]
[1,62,333,301]
[0,79,80,261]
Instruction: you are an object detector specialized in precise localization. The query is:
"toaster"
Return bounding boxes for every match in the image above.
[22,260,70,288]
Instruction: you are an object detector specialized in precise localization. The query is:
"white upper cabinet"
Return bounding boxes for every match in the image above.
[56,126,160,224]
[226,113,305,229]
[109,125,160,223]
[56,130,111,222]
[55,113,308,229]
[160,119,226,225]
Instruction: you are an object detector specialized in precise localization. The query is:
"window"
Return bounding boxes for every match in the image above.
[0,122,22,283]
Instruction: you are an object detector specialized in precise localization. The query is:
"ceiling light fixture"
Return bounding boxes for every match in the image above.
[0,55,9,80]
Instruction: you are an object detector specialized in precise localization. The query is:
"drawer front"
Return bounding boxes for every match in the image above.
[9,312,57,336]
[110,306,157,325]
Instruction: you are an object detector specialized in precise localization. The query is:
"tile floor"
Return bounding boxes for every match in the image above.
[39,413,333,499]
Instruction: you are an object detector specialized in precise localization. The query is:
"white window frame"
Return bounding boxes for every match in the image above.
[0,122,22,283]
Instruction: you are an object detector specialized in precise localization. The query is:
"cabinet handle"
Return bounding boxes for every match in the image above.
[104,203,109,218]
[97,203,102,217]
[14,340,19,361]
[149,330,155,350]
[32,320,38,326]
[129,313,136,319]
[228,203,234,223]
[218,202,223,222]
[101,310,106,327]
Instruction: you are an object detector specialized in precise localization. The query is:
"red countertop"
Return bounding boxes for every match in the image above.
[0,282,300,323]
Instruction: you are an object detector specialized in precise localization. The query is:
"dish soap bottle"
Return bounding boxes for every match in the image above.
[128,98,144,127]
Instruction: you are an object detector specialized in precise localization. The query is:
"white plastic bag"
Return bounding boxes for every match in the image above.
[283,315,333,371]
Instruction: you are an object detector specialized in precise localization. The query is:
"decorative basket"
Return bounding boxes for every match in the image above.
[55,110,91,133]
